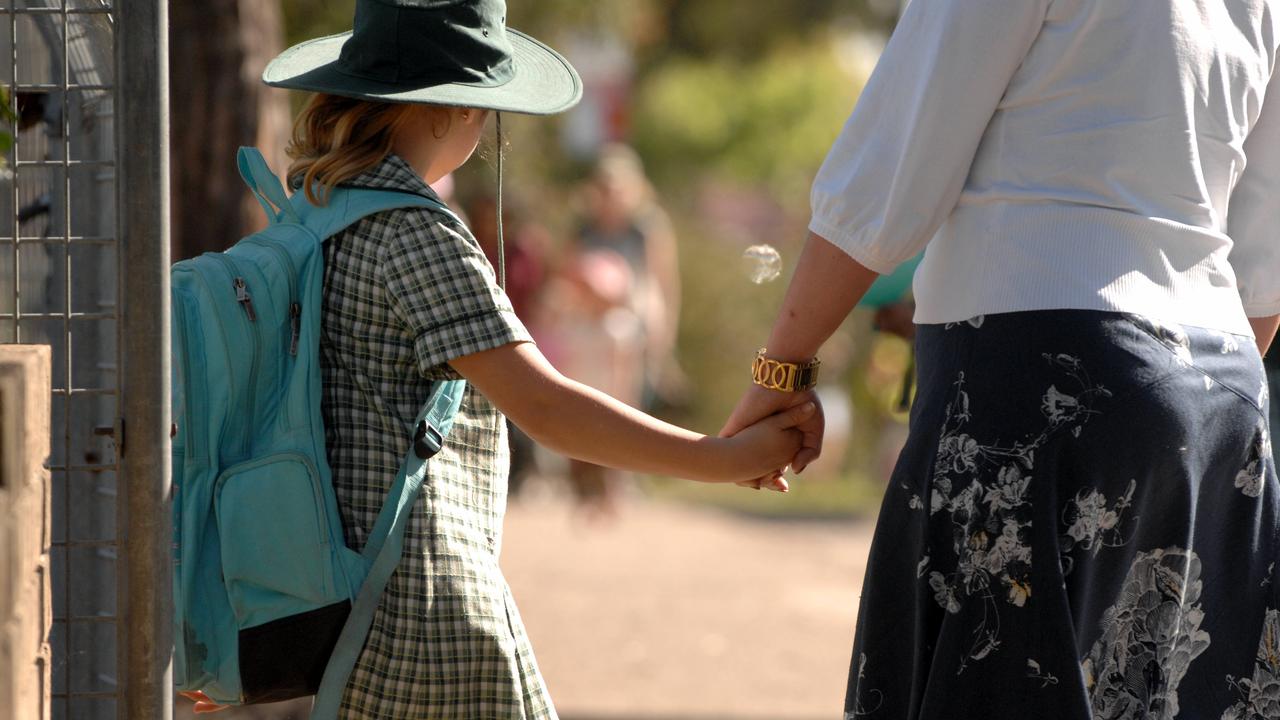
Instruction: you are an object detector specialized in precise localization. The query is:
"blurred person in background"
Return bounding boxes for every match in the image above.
[548,144,686,517]
[723,1,1280,718]
[540,249,645,519]
[575,143,685,409]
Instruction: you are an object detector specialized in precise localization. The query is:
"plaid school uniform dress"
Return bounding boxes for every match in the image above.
[315,154,555,719]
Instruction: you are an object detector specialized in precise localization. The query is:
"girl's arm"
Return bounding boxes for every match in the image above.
[450,341,812,486]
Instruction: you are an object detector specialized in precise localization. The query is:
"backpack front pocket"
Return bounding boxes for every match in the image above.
[215,452,337,629]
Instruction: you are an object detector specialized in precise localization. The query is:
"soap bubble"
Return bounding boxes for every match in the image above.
[742,244,782,284]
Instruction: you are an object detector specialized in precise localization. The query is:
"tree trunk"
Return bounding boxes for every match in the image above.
[169,0,291,261]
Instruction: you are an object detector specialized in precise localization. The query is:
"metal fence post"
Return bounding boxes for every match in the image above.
[115,0,172,718]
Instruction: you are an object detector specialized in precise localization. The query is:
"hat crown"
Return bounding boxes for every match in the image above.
[338,0,514,88]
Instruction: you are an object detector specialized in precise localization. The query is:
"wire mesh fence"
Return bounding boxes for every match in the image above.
[3,1,120,717]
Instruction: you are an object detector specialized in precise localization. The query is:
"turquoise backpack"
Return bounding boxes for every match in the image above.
[171,147,466,718]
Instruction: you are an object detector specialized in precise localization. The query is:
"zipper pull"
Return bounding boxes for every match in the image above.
[289,302,301,356]
[233,278,256,321]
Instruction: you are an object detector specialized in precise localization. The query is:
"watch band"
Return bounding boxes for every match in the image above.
[752,348,820,392]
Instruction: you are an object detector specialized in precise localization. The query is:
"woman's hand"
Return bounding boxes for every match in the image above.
[721,385,824,490]
[714,401,816,485]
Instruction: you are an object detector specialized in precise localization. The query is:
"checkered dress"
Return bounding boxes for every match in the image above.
[316,155,555,719]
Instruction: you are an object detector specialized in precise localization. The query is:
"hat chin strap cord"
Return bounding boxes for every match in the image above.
[495,111,506,290]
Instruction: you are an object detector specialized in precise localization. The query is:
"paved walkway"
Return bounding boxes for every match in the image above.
[503,495,875,720]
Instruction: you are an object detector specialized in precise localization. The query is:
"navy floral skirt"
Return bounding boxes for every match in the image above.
[846,311,1280,720]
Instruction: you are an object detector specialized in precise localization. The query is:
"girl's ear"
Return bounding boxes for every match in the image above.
[458,107,488,126]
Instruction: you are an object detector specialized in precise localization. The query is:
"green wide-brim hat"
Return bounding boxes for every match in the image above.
[263,0,582,116]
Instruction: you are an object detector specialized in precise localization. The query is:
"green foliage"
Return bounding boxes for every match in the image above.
[631,40,861,208]
[0,87,16,163]
[281,0,354,45]
[645,0,889,62]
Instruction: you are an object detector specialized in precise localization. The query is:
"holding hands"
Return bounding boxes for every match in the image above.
[713,398,820,490]
[721,385,824,491]
[717,231,883,492]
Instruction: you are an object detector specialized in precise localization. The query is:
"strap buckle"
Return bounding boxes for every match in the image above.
[413,420,445,460]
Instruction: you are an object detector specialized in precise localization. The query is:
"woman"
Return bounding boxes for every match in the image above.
[724,1,1280,718]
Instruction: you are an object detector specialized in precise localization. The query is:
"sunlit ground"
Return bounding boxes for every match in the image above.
[503,480,876,720]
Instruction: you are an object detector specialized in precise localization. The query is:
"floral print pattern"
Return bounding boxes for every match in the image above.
[846,313,1276,720]
[926,353,1112,671]
[846,653,885,718]
[1236,424,1272,499]
[1128,315,1194,365]
[1223,609,1280,720]
[1027,658,1060,688]
[1059,480,1137,576]
[1081,547,1211,720]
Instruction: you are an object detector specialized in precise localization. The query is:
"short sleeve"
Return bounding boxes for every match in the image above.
[381,209,533,379]
[809,0,1050,273]
[1229,64,1280,318]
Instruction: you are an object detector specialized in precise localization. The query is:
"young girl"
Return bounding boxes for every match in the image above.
[186,1,808,717]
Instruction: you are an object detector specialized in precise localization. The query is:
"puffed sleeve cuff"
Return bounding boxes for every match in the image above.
[808,215,903,276]
[1242,296,1280,319]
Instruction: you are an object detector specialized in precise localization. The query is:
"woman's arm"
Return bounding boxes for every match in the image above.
[1229,66,1280,344]
[1250,314,1279,357]
[450,341,811,486]
[720,232,880,473]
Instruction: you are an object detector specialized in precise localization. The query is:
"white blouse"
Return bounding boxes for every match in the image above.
[810,0,1280,336]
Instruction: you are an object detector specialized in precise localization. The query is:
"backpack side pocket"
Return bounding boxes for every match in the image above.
[214,452,338,628]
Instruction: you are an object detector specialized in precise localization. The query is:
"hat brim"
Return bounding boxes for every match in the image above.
[263,28,582,116]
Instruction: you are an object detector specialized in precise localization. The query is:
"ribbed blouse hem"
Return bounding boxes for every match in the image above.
[853,202,1253,337]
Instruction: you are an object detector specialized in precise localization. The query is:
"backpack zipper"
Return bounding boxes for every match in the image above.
[243,239,301,356]
[288,303,301,356]
[209,253,263,457]
[232,278,256,321]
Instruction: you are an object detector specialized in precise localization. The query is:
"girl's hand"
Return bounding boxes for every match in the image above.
[178,691,228,713]
[716,401,816,484]
[722,385,824,471]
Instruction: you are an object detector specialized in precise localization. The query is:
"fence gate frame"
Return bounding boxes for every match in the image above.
[115,1,171,719]
[5,1,169,717]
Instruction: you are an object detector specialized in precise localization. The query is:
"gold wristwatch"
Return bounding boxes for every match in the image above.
[751,348,820,392]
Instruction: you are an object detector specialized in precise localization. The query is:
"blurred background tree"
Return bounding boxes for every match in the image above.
[169,0,291,260]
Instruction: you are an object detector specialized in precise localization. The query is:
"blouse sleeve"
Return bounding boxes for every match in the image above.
[381,208,533,379]
[1228,65,1280,318]
[808,0,1050,274]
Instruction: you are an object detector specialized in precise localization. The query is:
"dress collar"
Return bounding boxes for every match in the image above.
[342,153,442,201]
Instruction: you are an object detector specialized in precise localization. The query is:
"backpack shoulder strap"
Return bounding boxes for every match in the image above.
[309,379,467,720]
[236,146,461,238]
[292,185,462,241]
[237,147,300,225]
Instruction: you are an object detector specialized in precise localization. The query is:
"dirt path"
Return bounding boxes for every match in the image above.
[502,496,876,720]
[174,495,876,720]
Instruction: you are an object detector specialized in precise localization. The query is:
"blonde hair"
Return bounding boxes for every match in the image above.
[286,93,445,205]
